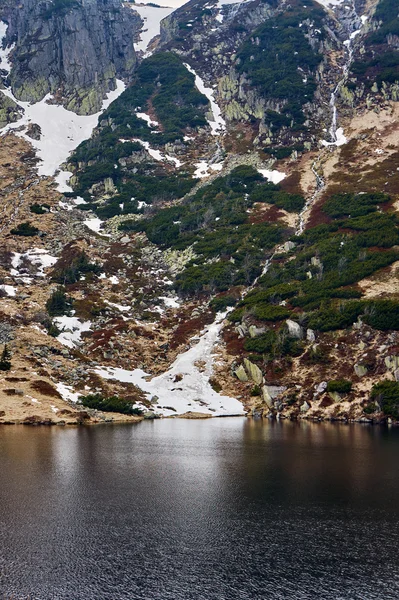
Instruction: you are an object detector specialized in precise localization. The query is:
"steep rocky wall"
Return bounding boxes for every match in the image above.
[0,0,141,114]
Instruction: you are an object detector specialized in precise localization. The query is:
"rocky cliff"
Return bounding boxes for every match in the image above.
[0,0,141,114]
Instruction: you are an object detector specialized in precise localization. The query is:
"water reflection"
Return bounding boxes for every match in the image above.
[0,420,399,599]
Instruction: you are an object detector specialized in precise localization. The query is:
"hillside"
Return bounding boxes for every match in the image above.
[0,0,399,424]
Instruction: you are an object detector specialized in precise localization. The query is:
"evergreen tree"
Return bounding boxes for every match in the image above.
[0,344,12,371]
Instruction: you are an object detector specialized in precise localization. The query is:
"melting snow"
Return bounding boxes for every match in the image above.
[56,382,81,403]
[84,217,108,235]
[322,126,347,147]
[94,312,245,417]
[258,169,286,184]
[136,112,159,128]
[11,248,58,277]
[54,316,92,348]
[159,296,180,308]
[0,66,125,192]
[314,0,345,8]
[130,4,176,56]
[0,285,16,297]
[132,138,183,167]
[184,64,226,135]
[0,21,14,74]
[194,161,224,178]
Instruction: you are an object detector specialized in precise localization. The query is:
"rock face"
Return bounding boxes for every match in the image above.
[0,0,141,114]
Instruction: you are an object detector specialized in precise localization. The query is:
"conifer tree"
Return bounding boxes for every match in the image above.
[0,344,12,371]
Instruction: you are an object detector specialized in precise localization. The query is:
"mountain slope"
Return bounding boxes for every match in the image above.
[1,0,399,424]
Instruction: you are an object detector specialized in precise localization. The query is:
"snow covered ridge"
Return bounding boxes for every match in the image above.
[184,64,226,136]
[94,312,245,417]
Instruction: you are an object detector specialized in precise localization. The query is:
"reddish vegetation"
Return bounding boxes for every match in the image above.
[169,313,214,351]
[222,325,245,356]
[280,170,302,195]
[249,204,285,224]
[30,380,62,398]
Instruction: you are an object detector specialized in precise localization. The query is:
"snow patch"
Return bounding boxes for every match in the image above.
[322,126,347,147]
[0,21,14,74]
[0,80,126,192]
[11,248,58,277]
[258,169,286,184]
[0,285,16,297]
[84,217,108,235]
[94,312,245,417]
[130,4,176,56]
[194,160,224,178]
[54,316,92,348]
[314,0,345,8]
[56,382,81,403]
[136,111,159,128]
[184,64,226,135]
[132,138,183,167]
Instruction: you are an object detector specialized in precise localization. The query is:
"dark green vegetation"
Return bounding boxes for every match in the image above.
[371,380,399,418]
[351,0,399,89]
[230,191,399,335]
[236,0,324,133]
[121,166,305,293]
[51,252,101,285]
[326,380,352,394]
[30,203,50,215]
[0,345,12,371]
[69,53,209,217]
[10,222,39,237]
[46,288,72,317]
[78,393,143,416]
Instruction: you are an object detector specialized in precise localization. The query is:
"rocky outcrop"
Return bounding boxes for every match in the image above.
[0,0,141,114]
[0,91,20,127]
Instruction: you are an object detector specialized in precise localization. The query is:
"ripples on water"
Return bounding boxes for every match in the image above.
[0,419,399,599]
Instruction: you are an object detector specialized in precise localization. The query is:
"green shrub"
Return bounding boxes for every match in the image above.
[46,287,71,316]
[363,402,378,415]
[363,300,399,331]
[326,379,352,394]
[250,385,262,396]
[210,295,238,312]
[51,252,101,285]
[371,381,399,418]
[78,393,143,415]
[254,305,291,322]
[10,222,39,236]
[30,203,50,214]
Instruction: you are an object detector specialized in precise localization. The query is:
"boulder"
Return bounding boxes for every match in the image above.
[315,381,327,394]
[306,329,316,342]
[286,319,303,339]
[354,364,368,378]
[244,358,263,385]
[235,365,248,382]
[261,386,273,409]
[300,401,310,413]
[385,356,399,372]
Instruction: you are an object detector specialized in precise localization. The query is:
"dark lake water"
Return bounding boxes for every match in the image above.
[1,419,399,600]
